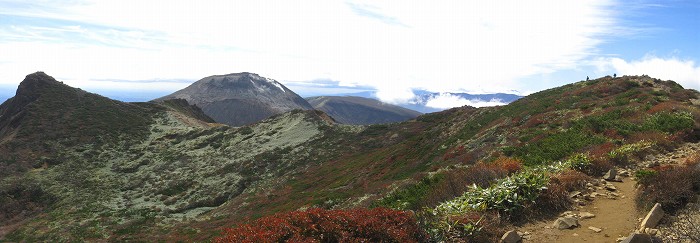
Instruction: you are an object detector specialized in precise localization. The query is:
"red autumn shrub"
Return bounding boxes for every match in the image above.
[493,157,523,174]
[214,208,427,243]
[419,163,508,208]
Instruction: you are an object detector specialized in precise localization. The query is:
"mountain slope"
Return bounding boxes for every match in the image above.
[2,74,700,242]
[306,96,421,125]
[154,72,313,126]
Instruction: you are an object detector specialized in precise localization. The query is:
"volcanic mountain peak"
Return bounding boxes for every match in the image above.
[155,72,313,126]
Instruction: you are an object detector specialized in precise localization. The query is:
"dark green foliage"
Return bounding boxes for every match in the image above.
[643,111,694,133]
[504,130,605,166]
[371,175,444,210]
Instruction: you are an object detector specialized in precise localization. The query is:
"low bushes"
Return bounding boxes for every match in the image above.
[214,208,427,243]
[636,165,700,212]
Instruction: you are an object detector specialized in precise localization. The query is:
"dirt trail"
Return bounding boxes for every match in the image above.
[519,179,641,242]
[517,142,700,242]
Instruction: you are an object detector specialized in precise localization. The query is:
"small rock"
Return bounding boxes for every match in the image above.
[553,216,579,230]
[639,203,664,230]
[579,212,595,219]
[590,192,599,198]
[614,175,623,182]
[646,161,660,168]
[643,228,658,236]
[500,230,521,243]
[572,233,579,237]
[619,170,630,177]
[569,191,582,198]
[604,169,617,181]
[605,184,617,191]
[560,211,574,217]
[620,232,652,243]
[588,226,603,233]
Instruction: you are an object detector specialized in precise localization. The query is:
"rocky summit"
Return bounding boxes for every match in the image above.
[154,72,313,126]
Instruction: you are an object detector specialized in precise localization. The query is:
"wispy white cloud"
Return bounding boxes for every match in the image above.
[597,55,700,90]
[0,0,621,103]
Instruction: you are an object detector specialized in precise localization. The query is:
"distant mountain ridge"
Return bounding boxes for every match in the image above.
[330,91,522,113]
[154,72,313,126]
[306,96,421,125]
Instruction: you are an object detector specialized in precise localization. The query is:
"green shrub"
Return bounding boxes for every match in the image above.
[434,169,550,216]
[608,140,655,163]
[565,153,592,172]
[505,130,604,166]
[372,175,443,210]
[643,111,694,134]
[634,169,658,185]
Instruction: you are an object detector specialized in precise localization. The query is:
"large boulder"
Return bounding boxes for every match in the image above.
[639,203,664,230]
[620,232,652,243]
[500,230,521,243]
[553,216,579,230]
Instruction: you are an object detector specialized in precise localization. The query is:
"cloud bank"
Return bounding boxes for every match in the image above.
[599,55,700,90]
[0,0,620,104]
[424,93,507,109]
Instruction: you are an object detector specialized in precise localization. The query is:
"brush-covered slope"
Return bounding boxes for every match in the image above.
[0,73,350,242]
[155,72,313,126]
[175,76,700,240]
[306,96,421,125]
[2,74,700,242]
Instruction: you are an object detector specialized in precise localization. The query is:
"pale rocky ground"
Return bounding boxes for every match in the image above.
[512,142,700,243]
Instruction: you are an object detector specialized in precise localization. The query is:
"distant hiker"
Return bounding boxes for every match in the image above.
[586,76,590,81]
[613,73,617,78]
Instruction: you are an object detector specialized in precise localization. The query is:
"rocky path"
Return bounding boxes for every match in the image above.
[517,173,640,242]
[511,142,700,243]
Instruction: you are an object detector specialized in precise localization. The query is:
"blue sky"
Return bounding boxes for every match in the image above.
[0,0,698,108]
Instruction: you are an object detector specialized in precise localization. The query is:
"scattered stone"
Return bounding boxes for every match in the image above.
[646,161,660,168]
[588,226,603,233]
[569,191,582,198]
[639,203,664,230]
[590,192,600,198]
[579,212,595,219]
[604,169,617,181]
[620,232,652,243]
[619,170,631,177]
[560,211,574,217]
[614,175,623,182]
[500,230,521,243]
[573,233,579,237]
[605,184,617,191]
[643,228,658,236]
[553,216,579,230]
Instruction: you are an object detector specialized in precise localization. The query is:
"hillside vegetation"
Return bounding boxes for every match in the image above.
[1,73,699,242]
